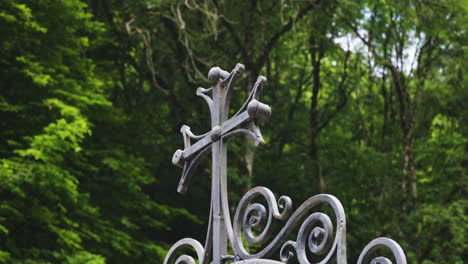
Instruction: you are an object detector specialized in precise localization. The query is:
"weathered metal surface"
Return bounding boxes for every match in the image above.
[163,64,408,264]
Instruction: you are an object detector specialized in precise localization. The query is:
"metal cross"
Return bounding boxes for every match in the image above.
[172,63,271,263]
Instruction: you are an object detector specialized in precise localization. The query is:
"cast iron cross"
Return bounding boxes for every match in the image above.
[171,63,271,263]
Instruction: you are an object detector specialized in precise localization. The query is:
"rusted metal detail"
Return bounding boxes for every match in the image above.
[164,64,408,264]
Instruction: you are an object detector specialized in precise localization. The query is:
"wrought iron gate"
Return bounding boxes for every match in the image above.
[164,64,407,264]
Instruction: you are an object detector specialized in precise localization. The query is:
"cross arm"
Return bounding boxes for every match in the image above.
[172,100,270,194]
[172,99,271,167]
[171,64,271,194]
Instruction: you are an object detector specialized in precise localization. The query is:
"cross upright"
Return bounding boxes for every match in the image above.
[171,63,271,264]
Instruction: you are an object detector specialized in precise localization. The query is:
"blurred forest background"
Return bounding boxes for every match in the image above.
[0,0,466,263]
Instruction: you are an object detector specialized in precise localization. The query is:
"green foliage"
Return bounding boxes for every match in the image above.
[64,251,106,264]
[0,0,466,263]
[0,0,192,263]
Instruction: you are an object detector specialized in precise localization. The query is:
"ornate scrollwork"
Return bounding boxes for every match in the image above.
[232,186,347,263]
[356,238,407,264]
[236,187,292,246]
[166,64,408,264]
[163,238,206,264]
[279,212,335,264]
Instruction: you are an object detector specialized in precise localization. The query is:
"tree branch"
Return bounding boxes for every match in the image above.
[318,48,352,132]
[256,0,318,70]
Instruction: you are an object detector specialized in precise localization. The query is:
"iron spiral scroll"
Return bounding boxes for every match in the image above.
[164,64,408,264]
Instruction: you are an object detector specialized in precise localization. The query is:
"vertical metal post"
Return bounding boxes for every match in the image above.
[211,81,227,264]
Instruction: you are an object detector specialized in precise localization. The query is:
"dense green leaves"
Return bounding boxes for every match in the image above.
[0,0,466,263]
[0,0,190,263]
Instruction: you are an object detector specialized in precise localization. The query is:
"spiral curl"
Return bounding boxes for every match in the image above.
[232,186,346,263]
[163,238,205,264]
[356,237,407,264]
[232,187,292,259]
[280,241,296,263]
[279,213,335,264]
[243,203,268,244]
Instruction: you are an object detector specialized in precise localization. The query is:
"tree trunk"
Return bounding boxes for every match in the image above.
[310,130,325,193]
[403,132,417,206]
[309,36,326,193]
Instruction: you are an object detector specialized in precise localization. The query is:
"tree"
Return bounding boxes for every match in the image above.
[0,0,466,263]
